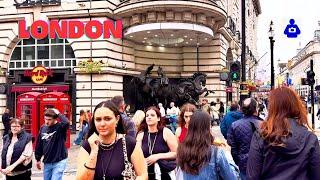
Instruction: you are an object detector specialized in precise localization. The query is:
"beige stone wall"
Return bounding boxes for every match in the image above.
[0,0,260,127]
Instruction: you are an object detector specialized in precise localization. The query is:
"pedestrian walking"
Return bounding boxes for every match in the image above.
[132,110,145,130]
[1,118,32,180]
[76,100,147,179]
[210,101,220,125]
[158,103,166,118]
[220,102,243,139]
[111,96,136,138]
[74,110,89,146]
[247,87,320,180]
[137,106,178,180]
[177,110,238,180]
[166,102,179,133]
[175,103,197,143]
[227,98,263,180]
[35,108,69,180]
[2,108,11,137]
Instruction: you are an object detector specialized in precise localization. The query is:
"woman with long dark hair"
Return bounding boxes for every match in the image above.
[76,100,147,180]
[137,106,178,179]
[177,110,237,179]
[247,87,320,180]
[175,103,197,143]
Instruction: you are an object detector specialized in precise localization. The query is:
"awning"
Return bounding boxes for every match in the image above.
[11,85,69,93]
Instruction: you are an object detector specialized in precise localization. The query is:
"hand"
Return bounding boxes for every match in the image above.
[36,161,41,170]
[2,165,14,175]
[146,154,159,166]
[51,108,60,115]
[88,133,99,152]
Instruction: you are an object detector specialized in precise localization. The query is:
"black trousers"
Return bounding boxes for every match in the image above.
[6,170,31,180]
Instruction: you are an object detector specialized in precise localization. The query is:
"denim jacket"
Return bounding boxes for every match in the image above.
[180,146,238,180]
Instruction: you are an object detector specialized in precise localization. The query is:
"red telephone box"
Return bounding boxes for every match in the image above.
[39,92,71,148]
[16,92,42,147]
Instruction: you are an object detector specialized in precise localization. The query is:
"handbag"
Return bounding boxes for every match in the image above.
[121,136,137,180]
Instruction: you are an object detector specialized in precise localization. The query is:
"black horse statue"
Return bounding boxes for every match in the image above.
[130,65,214,110]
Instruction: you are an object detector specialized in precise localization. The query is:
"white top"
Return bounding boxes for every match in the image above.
[6,138,33,167]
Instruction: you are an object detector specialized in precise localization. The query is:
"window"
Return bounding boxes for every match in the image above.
[9,36,75,70]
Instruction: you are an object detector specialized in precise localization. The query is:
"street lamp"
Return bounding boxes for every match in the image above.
[269,21,275,90]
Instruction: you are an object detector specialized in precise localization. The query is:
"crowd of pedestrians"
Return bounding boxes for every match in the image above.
[1,86,320,179]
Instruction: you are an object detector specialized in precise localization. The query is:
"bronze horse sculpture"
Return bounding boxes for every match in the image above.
[130,64,214,109]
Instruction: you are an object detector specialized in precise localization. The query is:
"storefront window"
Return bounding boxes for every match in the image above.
[9,36,75,70]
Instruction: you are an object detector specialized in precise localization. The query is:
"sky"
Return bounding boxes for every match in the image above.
[256,0,320,80]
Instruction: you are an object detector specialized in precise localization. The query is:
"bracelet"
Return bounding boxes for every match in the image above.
[84,163,96,170]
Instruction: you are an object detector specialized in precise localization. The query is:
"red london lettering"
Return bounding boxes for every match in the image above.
[49,20,67,39]
[18,19,123,39]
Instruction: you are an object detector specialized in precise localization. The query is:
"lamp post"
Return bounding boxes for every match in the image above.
[269,21,275,90]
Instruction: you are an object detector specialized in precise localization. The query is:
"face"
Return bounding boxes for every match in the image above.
[184,111,193,125]
[170,102,174,107]
[44,116,56,126]
[94,107,119,136]
[10,122,22,135]
[146,109,160,126]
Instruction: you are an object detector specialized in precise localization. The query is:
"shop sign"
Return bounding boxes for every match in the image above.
[14,0,61,8]
[18,19,122,39]
[24,66,53,84]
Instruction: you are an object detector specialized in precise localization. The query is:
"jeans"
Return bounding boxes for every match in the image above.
[44,158,67,180]
[74,124,88,145]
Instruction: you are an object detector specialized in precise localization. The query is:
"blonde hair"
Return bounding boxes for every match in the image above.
[132,110,145,129]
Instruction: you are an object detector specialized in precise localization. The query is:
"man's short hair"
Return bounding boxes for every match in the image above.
[44,109,58,119]
[230,102,239,111]
[242,98,258,116]
[111,96,124,108]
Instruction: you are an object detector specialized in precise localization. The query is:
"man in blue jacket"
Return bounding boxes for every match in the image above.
[220,102,243,139]
[35,108,69,180]
[227,98,263,180]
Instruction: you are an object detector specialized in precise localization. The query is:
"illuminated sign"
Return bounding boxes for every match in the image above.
[18,20,123,39]
[24,66,53,84]
[14,0,61,8]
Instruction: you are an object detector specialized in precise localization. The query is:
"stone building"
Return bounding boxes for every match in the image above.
[0,0,261,129]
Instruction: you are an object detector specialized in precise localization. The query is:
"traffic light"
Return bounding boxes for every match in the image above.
[229,61,241,81]
[307,70,315,85]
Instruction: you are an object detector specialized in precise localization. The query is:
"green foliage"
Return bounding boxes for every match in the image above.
[78,59,105,73]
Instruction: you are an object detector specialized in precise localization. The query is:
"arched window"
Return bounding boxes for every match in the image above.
[9,36,75,70]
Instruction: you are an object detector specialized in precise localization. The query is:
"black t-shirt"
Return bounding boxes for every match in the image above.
[82,135,136,180]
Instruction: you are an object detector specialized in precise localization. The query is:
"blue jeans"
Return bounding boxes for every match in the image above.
[170,121,177,134]
[74,124,88,145]
[44,158,67,180]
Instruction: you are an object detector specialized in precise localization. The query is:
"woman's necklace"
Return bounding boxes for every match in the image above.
[99,134,118,151]
[148,132,158,155]
[101,134,117,180]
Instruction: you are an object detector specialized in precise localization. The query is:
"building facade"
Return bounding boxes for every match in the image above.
[0,0,261,129]
[286,28,320,97]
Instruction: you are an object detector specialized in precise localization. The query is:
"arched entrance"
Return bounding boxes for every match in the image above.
[7,36,77,131]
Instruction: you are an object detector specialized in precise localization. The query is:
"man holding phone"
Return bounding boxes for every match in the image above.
[35,108,69,180]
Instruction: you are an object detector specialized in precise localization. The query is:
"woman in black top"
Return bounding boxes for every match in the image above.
[137,106,178,180]
[76,100,147,180]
